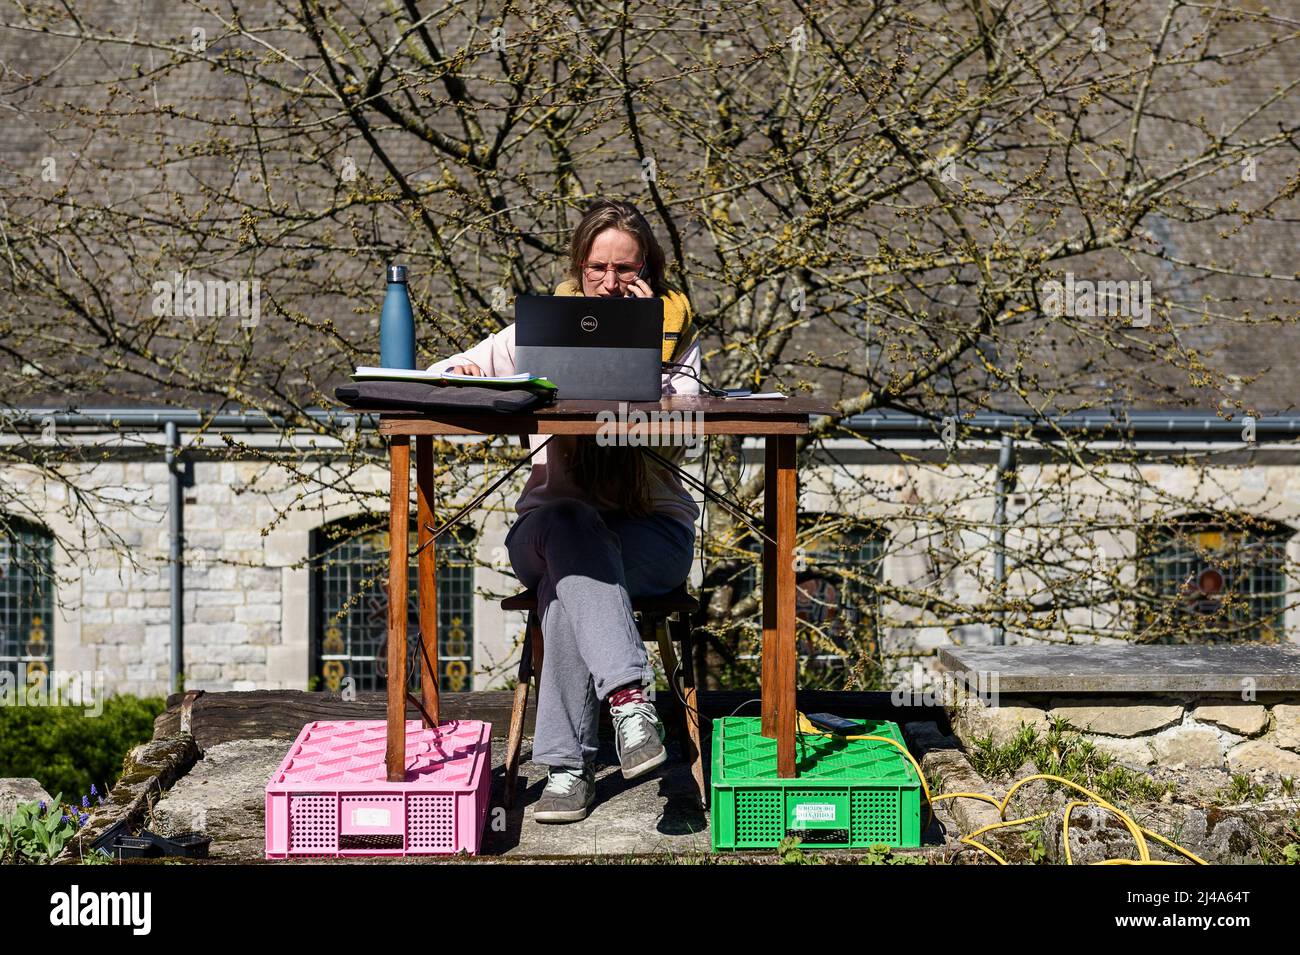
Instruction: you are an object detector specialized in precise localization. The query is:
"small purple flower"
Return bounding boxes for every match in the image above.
[78,813,89,826]
[81,795,90,809]
[60,814,70,825]
[38,800,47,812]
[90,784,98,797]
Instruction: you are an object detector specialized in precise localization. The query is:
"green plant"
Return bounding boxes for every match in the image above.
[0,795,79,864]
[967,718,1174,805]
[0,693,165,798]
[777,835,813,864]
[1219,773,1269,804]
[1256,809,1300,865]
[860,842,927,865]
[1023,826,1048,864]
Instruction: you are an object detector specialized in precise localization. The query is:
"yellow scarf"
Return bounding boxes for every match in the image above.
[553,278,697,366]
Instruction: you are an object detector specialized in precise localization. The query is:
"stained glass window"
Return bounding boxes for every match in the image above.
[734,517,886,688]
[311,518,476,693]
[0,518,54,694]
[1137,514,1289,643]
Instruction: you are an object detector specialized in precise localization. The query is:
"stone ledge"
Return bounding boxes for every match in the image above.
[53,732,201,864]
[939,644,1300,693]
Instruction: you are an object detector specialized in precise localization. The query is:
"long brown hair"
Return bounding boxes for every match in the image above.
[566,199,663,517]
[565,198,668,297]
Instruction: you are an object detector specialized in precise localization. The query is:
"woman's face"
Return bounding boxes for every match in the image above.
[581,228,644,297]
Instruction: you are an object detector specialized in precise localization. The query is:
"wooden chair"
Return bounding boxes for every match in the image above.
[501,584,706,809]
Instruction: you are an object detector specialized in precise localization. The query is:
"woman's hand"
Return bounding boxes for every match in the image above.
[446,362,485,376]
[623,277,652,298]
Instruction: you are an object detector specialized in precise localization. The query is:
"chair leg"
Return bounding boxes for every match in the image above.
[671,616,708,809]
[503,610,538,809]
[653,615,693,760]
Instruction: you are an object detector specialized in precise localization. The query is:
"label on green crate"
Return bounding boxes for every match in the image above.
[787,792,849,840]
[793,803,837,823]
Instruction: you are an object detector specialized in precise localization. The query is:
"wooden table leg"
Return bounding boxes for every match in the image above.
[761,436,779,738]
[416,436,440,728]
[386,435,411,782]
[774,434,798,777]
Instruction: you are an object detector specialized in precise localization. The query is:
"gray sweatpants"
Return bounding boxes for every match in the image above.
[505,498,695,769]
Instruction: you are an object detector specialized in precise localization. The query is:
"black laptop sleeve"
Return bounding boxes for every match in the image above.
[334,380,553,413]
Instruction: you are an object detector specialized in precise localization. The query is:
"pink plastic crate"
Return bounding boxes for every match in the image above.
[265,719,492,858]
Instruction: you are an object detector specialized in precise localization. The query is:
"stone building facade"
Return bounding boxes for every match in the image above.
[4,427,1300,701]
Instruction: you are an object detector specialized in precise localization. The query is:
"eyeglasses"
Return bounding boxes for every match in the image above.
[583,262,643,283]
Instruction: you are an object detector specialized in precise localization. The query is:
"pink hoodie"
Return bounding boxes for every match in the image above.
[426,320,703,533]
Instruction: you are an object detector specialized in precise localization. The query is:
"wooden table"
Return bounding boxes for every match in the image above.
[368,395,834,783]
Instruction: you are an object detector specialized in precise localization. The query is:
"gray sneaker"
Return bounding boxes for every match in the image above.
[533,766,595,823]
[610,700,668,780]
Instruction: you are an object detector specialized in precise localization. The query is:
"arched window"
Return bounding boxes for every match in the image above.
[732,515,887,689]
[310,517,476,694]
[0,516,55,692]
[1137,512,1290,643]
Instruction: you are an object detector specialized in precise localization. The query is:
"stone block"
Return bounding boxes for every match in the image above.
[264,532,305,568]
[0,778,53,817]
[1191,703,1268,737]
[1048,699,1183,737]
[949,694,1049,748]
[230,645,265,664]
[195,606,235,624]
[1227,739,1300,775]
[1087,735,1156,768]
[194,590,243,607]
[235,604,280,624]
[1273,704,1300,752]
[1150,725,1225,769]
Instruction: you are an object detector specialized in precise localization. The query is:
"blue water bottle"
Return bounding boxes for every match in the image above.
[379,264,416,368]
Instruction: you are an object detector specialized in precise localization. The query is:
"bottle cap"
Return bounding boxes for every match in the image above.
[387,264,408,283]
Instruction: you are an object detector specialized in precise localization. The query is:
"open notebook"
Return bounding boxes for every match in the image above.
[352,366,557,390]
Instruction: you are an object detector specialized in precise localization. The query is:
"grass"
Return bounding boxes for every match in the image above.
[579,841,938,865]
[1216,773,1270,804]
[966,714,1175,805]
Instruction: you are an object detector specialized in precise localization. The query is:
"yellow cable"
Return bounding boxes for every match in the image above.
[793,711,1209,865]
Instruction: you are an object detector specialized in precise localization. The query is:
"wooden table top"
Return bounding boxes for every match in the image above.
[366,394,838,436]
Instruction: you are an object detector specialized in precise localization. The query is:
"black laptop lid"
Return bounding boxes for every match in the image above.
[514,294,665,400]
[515,295,664,348]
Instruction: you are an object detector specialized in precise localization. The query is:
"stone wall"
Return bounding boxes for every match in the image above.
[6,438,1300,699]
[949,690,1300,775]
[4,453,521,697]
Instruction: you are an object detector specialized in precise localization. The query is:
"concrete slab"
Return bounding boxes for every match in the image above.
[150,734,712,862]
[938,645,1300,693]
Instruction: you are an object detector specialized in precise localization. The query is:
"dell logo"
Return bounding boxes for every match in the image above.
[580,315,598,332]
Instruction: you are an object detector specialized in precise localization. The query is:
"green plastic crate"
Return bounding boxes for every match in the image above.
[710,716,922,851]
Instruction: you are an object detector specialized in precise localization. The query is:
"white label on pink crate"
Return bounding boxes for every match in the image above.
[352,808,392,827]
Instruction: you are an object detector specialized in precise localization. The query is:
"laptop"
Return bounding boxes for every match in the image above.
[514,294,664,400]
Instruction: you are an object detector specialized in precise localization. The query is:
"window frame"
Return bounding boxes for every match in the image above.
[731,513,888,685]
[309,515,477,694]
[1136,512,1290,644]
[0,515,55,693]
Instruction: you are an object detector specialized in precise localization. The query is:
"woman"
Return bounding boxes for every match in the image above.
[426,199,702,823]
